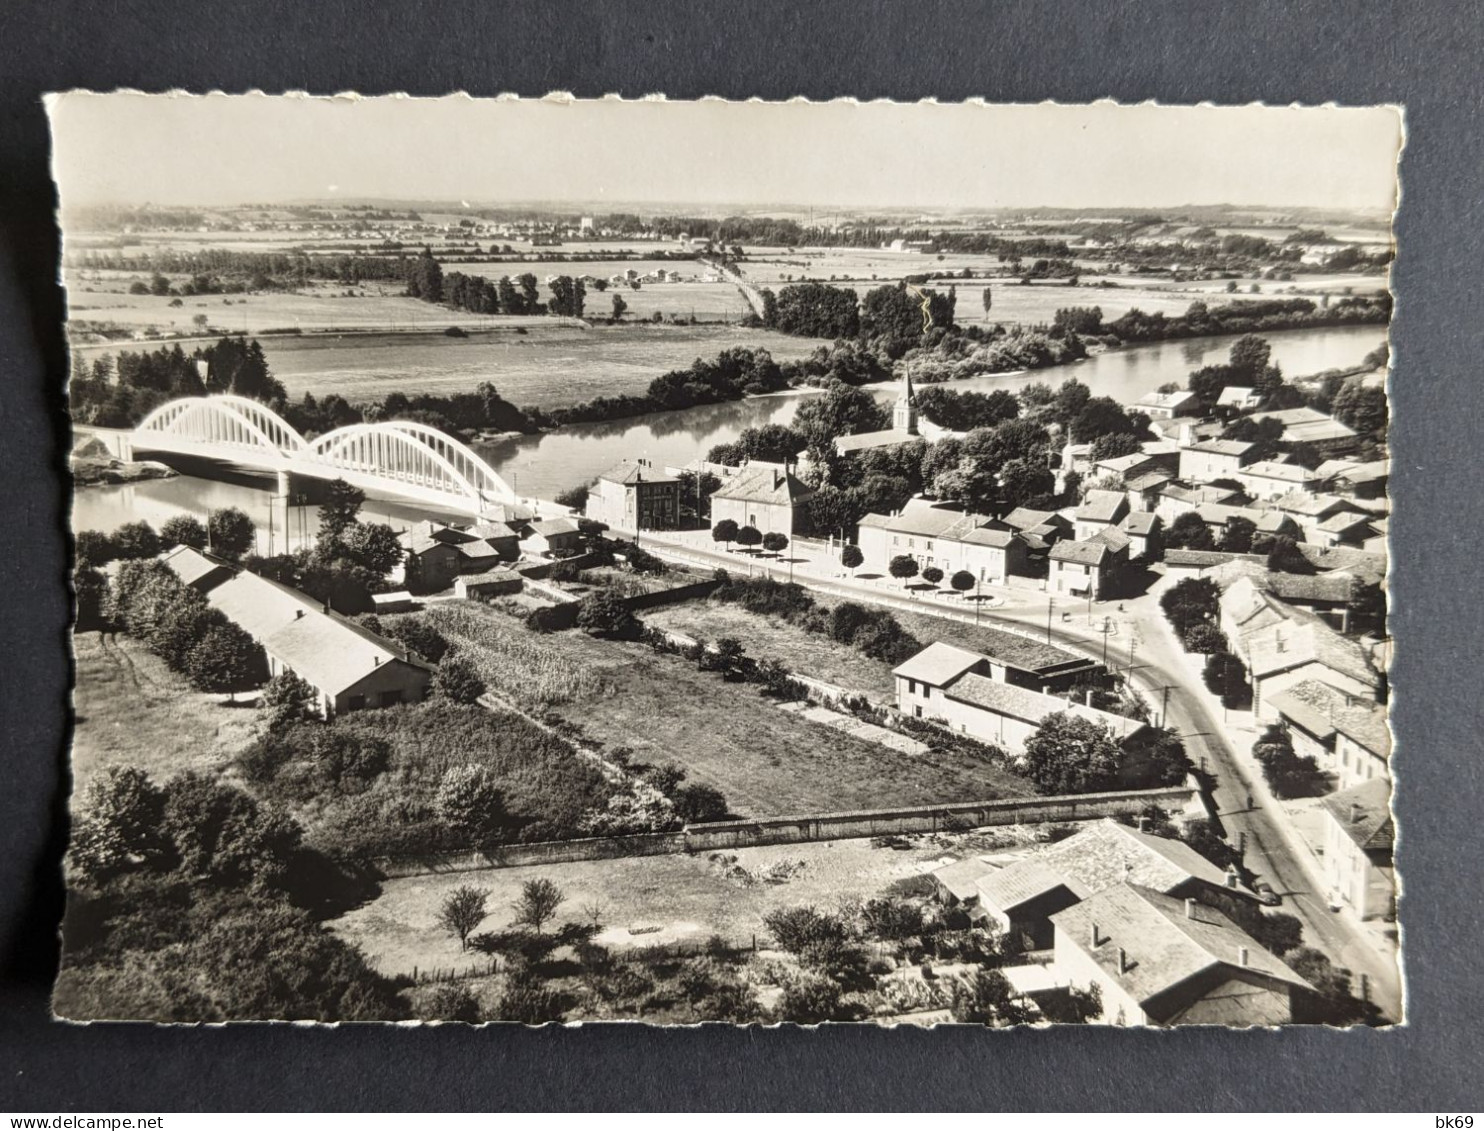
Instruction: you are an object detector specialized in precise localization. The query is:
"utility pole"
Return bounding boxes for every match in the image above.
[1046,597,1054,643]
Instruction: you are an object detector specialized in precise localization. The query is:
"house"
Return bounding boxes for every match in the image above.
[1050,884,1311,1026]
[1073,489,1130,541]
[370,590,415,614]
[1036,819,1256,916]
[397,526,466,593]
[452,537,506,574]
[1269,678,1392,788]
[896,661,1141,756]
[930,855,999,908]
[1264,572,1360,632]
[1216,385,1262,412]
[585,458,681,533]
[1124,470,1174,513]
[1091,451,1173,485]
[205,570,433,718]
[1179,439,1257,483]
[1161,549,1268,578]
[708,461,815,536]
[464,521,521,560]
[1218,575,1294,649]
[454,569,524,601]
[1312,511,1376,549]
[1237,460,1317,500]
[1137,389,1202,419]
[995,507,1074,555]
[1048,536,1125,599]
[972,860,1091,951]
[1319,458,1390,500]
[1155,483,1242,527]
[856,498,1030,585]
[832,373,924,457]
[520,517,583,557]
[1272,492,1359,544]
[892,637,1100,696]
[1320,779,1395,922]
[158,545,236,594]
[1251,406,1358,454]
[1119,511,1163,561]
[1244,614,1381,722]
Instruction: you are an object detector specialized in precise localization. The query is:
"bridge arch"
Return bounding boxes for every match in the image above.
[304,421,516,507]
[133,395,306,456]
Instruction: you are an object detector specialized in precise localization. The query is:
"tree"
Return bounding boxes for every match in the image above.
[437,885,490,951]
[1222,515,1257,554]
[206,507,255,561]
[673,783,729,823]
[68,766,171,882]
[73,566,111,632]
[1181,623,1229,655]
[734,524,763,552]
[260,670,317,730]
[762,531,789,555]
[711,518,739,550]
[75,529,116,569]
[110,521,161,560]
[981,285,992,315]
[575,589,639,639]
[435,764,505,843]
[1248,912,1304,957]
[921,566,944,585]
[159,514,209,551]
[161,772,301,888]
[1023,712,1122,795]
[423,983,482,1023]
[336,522,403,578]
[1159,576,1221,635]
[512,878,564,934]
[434,653,486,705]
[840,544,864,574]
[888,554,919,586]
[1089,432,1144,462]
[1203,651,1249,709]
[317,479,366,543]
[1165,511,1215,551]
[950,569,975,597]
[950,969,1033,1026]
[1263,534,1314,575]
[610,293,627,322]
[185,622,268,701]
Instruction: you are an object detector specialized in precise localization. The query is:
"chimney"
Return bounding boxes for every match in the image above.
[1351,802,1363,824]
[1117,947,1129,974]
[373,655,380,667]
[1123,861,1134,881]
[1136,815,1150,833]
[1184,898,1196,919]
[294,609,304,620]
[1225,864,1239,889]
[1089,922,1101,948]
[1237,946,1250,967]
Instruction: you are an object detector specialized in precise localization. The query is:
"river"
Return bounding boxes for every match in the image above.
[71,323,1386,539]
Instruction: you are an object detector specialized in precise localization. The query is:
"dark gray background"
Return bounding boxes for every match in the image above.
[1,0,1478,1111]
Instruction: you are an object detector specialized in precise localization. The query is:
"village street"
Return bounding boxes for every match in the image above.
[641,528,1403,1020]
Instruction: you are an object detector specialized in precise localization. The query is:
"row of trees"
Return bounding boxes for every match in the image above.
[70,337,287,429]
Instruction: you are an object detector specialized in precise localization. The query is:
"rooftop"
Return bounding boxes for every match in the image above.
[1050,539,1112,567]
[1036,818,1239,896]
[1121,512,1161,536]
[1000,507,1070,533]
[1076,490,1129,524]
[597,459,678,486]
[159,545,234,593]
[1050,884,1310,1022]
[1243,619,1380,688]
[945,673,1142,737]
[891,641,984,687]
[1321,779,1394,852]
[833,427,921,454]
[710,463,815,506]
[1243,460,1315,484]
[975,858,1091,912]
[1216,385,1258,406]
[1184,439,1256,458]
[931,856,998,903]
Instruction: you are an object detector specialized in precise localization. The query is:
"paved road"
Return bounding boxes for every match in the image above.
[642,532,1402,1020]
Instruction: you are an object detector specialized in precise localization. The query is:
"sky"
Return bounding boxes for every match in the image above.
[47,94,1404,214]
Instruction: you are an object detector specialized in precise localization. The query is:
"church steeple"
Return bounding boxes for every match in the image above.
[893,371,918,435]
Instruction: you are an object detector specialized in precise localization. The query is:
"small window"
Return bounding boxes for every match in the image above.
[914,705,923,719]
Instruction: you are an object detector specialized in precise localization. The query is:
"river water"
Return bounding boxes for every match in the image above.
[71,323,1386,539]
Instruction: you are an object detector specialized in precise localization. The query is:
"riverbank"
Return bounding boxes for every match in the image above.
[71,455,177,488]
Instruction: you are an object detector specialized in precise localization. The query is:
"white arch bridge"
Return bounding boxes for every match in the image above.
[121,395,540,518]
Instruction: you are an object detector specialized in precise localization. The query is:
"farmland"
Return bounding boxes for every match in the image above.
[330,829,1030,977]
[69,633,260,800]
[420,599,1032,818]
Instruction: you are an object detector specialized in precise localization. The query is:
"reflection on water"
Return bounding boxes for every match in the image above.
[72,323,1387,532]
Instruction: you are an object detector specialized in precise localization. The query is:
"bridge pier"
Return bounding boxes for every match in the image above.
[275,469,291,498]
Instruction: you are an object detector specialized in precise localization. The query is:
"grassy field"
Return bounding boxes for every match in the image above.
[420,599,1031,818]
[70,632,261,804]
[73,320,826,409]
[330,829,1030,977]
[641,600,898,700]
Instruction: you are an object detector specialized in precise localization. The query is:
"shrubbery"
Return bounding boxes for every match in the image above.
[710,574,922,665]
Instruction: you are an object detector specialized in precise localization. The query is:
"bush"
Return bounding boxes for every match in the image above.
[920,566,944,585]
[575,589,640,639]
[1182,623,1229,655]
[435,653,487,704]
